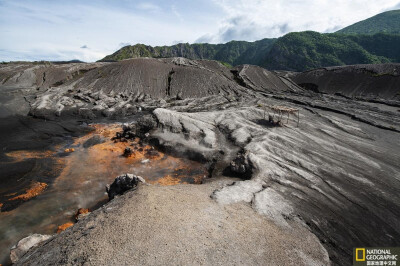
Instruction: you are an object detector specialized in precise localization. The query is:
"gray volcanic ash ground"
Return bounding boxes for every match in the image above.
[0,58,399,266]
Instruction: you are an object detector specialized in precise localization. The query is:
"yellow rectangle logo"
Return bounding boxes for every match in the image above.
[355,248,365,262]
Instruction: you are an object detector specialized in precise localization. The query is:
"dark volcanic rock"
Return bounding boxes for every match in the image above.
[144,146,160,158]
[123,147,133,157]
[106,174,145,200]
[290,64,400,100]
[230,151,253,178]
[136,115,157,136]
[71,58,243,99]
[82,135,105,148]
[0,62,104,89]
[233,64,304,94]
[22,58,266,120]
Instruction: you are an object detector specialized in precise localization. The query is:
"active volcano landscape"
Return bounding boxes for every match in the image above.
[1,3,400,266]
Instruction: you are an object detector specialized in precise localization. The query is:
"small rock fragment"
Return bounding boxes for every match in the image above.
[106,173,146,200]
[141,159,150,164]
[75,208,90,221]
[10,234,53,263]
[123,147,133,157]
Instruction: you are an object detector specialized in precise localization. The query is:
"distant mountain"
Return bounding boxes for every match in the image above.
[101,32,400,71]
[52,59,85,64]
[100,10,400,71]
[100,38,276,66]
[264,31,400,71]
[336,9,400,35]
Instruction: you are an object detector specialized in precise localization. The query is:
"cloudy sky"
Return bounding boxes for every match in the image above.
[1,0,399,62]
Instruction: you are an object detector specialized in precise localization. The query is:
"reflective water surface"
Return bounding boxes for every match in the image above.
[0,123,207,264]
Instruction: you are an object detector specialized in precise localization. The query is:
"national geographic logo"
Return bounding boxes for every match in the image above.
[354,247,399,266]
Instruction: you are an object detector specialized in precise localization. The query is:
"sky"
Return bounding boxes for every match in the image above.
[0,0,399,62]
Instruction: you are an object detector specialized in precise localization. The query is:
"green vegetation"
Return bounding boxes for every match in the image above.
[336,10,400,35]
[100,39,276,66]
[100,32,400,71]
[264,31,400,71]
[219,61,233,68]
[100,10,400,71]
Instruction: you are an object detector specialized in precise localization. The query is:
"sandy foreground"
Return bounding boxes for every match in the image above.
[16,180,329,266]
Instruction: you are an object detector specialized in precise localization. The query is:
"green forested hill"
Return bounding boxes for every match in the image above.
[100,32,400,71]
[264,32,400,71]
[100,10,400,71]
[336,10,400,35]
[100,38,276,66]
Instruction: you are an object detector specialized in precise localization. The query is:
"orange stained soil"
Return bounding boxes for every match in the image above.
[54,123,208,187]
[2,123,207,212]
[5,148,60,163]
[148,175,184,186]
[57,222,74,233]
[75,208,90,219]
[8,182,48,201]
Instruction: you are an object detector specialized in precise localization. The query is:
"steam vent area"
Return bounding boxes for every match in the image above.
[0,58,399,265]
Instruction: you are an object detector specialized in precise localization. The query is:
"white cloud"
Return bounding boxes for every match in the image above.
[136,2,161,12]
[196,0,400,43]
[1,0,399,61]
[0,1,211,62]
[172,40,184,45]
[118,42,132,48]
[171,5,184,22]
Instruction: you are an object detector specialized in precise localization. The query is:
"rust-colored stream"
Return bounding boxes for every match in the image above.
[0,123,207,264]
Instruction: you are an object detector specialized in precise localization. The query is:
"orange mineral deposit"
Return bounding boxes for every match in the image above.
[75,208,90,220]
[8,182,48,201]
[57,222,74,233]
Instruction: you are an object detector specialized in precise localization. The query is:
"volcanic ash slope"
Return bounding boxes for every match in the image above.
[2,58,400,265]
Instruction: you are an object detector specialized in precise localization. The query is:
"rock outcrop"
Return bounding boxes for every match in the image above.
[148,103,400,265]
[10,234,52,264]
[106,174,146,200]
[229,151,253,178]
